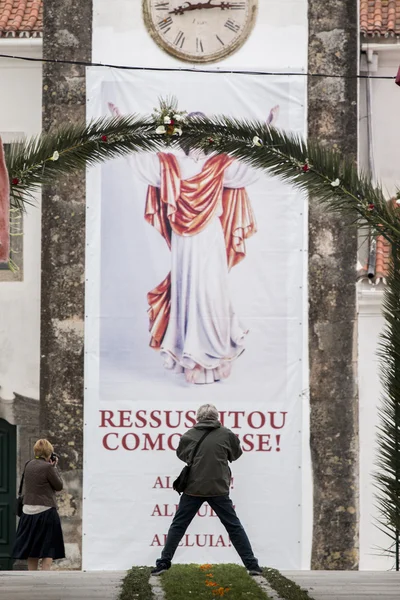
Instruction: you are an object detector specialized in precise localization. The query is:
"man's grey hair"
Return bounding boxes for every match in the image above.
[196,403,219,422]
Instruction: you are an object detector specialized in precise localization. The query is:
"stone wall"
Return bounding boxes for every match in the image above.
[308,0,359,569]
[41,0,92,569]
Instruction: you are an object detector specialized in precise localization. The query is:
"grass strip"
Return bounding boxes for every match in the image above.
[162,564,272,599]
[119,566,153,600]
[262,568,315,600]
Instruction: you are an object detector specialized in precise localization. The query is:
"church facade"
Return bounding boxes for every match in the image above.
[0,0,396,571]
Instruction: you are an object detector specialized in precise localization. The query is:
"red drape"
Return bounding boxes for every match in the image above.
[144,153,257,348]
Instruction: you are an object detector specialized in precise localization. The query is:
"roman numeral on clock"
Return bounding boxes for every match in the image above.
[174,30,185,48]
[158,16,173,31]
[154,1,169,10]
[216,34,225,46]
[228,2,246,8]
[196,38,204,53]
[225,18,240,33]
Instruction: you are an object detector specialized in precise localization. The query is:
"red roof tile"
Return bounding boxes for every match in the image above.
[357,199,398,284]
[374,234,391,280]
[361,0,400,37]
[0,0,42,38]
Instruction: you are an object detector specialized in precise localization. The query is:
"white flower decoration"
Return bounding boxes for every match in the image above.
[174,127,183,137]
[156,125,167,134]
[396,198,400,205]
[51,151,60,161]
[164,116,172,124]
[173,114,183,122]
[331,178,340,187]
[252,136,263,147]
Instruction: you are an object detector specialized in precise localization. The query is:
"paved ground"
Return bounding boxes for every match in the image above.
[284,571,400,600]
[0,571,125,600]
[0,570,399,599]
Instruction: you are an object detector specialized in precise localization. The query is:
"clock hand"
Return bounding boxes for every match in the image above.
[169,1,243,15]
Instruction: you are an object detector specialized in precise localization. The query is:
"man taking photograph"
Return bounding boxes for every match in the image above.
[151,403,262,576]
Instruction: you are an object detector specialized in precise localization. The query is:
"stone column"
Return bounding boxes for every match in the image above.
[308,1,359,569]
[41,0,92,568]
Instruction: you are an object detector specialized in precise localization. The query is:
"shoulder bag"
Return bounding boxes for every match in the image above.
[15,460,31,517]
[173,429,213,495]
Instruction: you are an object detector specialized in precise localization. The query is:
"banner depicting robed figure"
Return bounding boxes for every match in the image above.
[83,67,311,570]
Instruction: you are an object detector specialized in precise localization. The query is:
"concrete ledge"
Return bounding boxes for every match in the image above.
[283,571,400,600]
[1,570,399,600]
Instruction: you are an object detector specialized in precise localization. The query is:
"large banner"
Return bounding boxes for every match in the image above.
[84,68,310,570]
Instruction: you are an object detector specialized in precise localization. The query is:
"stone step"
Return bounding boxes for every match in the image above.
[283,571,400,600]
[0,570,399,600]
[0,571,125,600]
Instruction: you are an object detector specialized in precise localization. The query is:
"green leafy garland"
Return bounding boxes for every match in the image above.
[4,99,400,567]
[7,107,400,241]
[6,115,161,209]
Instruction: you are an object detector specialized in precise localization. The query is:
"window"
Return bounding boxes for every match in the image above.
[0,133,24,282]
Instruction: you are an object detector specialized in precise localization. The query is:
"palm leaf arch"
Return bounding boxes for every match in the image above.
[2,103,399,567]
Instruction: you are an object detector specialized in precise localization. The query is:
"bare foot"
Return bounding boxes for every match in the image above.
[185,363,233,384]
[163,355,175,370]
[185,365,206,384]
[185,368,196,384]
[219,361,232,380]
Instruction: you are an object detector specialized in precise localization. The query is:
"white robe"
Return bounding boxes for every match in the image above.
[131,150,258,384]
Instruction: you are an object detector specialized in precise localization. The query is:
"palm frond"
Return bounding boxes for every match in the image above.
[5,109,399,244]
[4,115,163,209]
[181,114,399,240]
[375,250,400,569]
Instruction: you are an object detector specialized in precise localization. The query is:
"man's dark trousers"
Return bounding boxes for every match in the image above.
[157,493,260,570]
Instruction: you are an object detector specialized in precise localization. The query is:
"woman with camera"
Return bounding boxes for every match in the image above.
[12,439,65,570]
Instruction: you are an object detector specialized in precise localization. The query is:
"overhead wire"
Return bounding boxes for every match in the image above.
[0,52,396,80]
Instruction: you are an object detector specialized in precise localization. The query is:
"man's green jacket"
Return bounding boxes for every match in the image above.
[176,419,242,497]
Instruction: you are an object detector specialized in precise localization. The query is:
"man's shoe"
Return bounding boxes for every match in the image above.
[248,566,263,576]
[151,562,170,576]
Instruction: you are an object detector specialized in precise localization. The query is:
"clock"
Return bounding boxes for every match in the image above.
[143,1,258,64]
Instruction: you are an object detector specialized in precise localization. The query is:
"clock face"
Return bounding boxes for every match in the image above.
[143,0,258,63]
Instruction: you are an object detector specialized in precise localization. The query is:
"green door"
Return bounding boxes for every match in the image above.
[0,419,16,570]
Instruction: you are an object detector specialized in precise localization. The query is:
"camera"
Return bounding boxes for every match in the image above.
[50,452,59,462]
